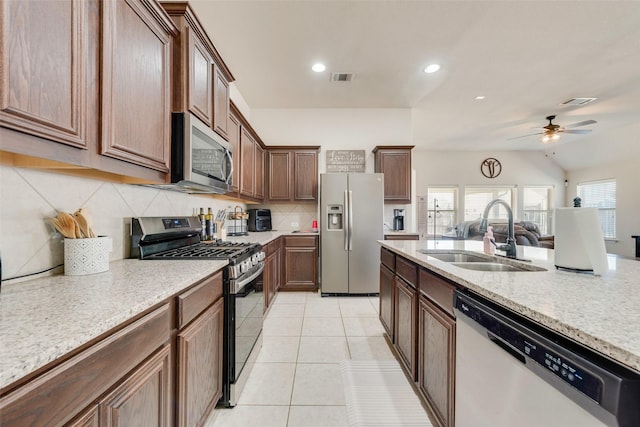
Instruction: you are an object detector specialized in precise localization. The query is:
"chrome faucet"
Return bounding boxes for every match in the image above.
[478,199,517,258]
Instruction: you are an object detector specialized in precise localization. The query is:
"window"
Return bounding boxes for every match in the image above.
[422,187,458,237]
[577,180,616,239]
[464,187,514,221]
[523,186,553,235]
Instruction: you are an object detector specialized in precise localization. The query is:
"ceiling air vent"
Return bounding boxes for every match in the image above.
[330,72,354,82]
[561,97,597,106]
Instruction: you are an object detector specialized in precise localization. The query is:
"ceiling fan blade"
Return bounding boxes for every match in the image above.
[507,132,543,140]
[561,129,592,134]
[565,119,597,128]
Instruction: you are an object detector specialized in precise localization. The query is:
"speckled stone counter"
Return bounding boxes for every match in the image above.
[379,239,640,373]
[0,258,227,390]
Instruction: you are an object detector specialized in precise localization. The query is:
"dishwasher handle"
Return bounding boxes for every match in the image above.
[488,331,526,364]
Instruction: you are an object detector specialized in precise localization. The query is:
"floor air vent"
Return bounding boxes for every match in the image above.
[330,72,354,82]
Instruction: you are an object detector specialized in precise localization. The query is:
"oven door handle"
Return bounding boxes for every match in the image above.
[234,263,265,293]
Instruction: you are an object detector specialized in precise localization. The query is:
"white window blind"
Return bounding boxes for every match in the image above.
[425,187,458,237]
[577,180,616,239]
[464,187,514,221]
[523,186,553,235]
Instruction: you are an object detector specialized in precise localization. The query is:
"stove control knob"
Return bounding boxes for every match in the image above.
[258,251,266,261]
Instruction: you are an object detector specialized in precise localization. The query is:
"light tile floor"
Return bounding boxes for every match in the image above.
[204,291,403,427]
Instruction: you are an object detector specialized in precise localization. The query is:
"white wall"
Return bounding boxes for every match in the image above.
[566,158,640,257]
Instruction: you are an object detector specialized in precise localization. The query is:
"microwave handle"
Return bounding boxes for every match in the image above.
[224,149,233,184]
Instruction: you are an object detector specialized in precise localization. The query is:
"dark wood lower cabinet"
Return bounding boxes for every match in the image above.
[99,344,171,427]
[379,264,395,339]
[176,298,224,427]
[418,297,456,427]
[394,275,417,380]
[281,236,318,291]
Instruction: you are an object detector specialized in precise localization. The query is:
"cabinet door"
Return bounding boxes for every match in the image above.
[268,151,292,201]
[294,151,318,201]
[188,31,213,126]
[0,0,87,148]
[227,112,241,192]
[254,143,265,199]
[418,297,456,427]
[282,237,318,291]
[239,127,255,197]
[99,344,171,427]
[379,264,395,340]
[176,298,224,427]
[394,276,417,380]
[212,65,230,140]
[375,148,412,204]
[101,0,173,172]
[66,407,99,427]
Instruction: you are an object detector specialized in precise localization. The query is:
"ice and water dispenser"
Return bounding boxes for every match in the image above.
[327,205,343,230]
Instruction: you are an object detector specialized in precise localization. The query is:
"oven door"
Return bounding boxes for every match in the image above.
[222,263,264,407]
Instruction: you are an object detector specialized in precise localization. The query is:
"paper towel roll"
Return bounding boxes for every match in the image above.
[554,208,608,275]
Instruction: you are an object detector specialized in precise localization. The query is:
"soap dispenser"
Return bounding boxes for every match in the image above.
[483,226,495,255]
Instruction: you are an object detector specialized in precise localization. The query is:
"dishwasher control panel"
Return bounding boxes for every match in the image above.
[456,295,602,402]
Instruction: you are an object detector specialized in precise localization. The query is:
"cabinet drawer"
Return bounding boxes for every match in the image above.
[419,269,457,316]
[381,247,396,271]
[283,236,317,247]
[0,304,171,427]
[396,257,417,288]
[177,271,223,329]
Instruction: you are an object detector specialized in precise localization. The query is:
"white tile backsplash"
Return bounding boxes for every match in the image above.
[254,203,318,231]
[0,165,240,281]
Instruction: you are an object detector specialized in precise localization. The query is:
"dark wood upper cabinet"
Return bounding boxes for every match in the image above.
[232,101,265,202]
[255,143,265,199]
[227,111,241,192]
[240,127,256,198]
[101,0,177,173]
[161,2,234,140]
[212,65,230,140]
[267,147,319,202]
[373,146,414,204]
[0,0,88,148]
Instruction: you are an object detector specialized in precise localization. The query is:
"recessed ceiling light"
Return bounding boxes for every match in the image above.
[312,63,326,73]
[475,95,486,100]
[424,64,440,74]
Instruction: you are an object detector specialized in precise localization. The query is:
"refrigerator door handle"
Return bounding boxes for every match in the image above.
[344,190,349,251]
[347,190,354,251]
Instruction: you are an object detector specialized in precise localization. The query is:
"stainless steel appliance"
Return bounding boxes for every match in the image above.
[320,173,384,295]
[148,112,233,194]
[393,208,405,231]
[130,216,265,407]
[247,209,272,232]
[455,290,640,427]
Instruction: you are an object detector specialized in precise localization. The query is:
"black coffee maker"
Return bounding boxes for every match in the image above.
[393,209,405,231]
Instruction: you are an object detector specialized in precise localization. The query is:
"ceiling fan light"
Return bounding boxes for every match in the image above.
[542,135,550,143]
[552,134,560,140]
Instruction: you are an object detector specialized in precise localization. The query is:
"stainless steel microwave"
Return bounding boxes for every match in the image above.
[167,112,233,194]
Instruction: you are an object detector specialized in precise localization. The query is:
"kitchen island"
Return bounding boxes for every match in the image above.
[380,239,640,372]
[380,239,640,427]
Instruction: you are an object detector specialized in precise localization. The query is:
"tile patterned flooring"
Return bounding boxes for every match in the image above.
[205,291,405,427]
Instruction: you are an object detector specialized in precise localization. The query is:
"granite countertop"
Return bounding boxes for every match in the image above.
[0,258,227,390]
[0,230,303,390]
[379,239,640,373]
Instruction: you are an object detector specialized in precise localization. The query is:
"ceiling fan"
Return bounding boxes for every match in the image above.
[509,115,597,143]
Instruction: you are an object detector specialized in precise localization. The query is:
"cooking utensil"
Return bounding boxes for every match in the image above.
[51,212,78,238]
[74,208,96,238]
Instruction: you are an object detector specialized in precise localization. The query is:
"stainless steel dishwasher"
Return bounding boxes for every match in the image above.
[454,290,640,427]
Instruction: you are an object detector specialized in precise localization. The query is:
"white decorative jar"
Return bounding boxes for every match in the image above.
[64,237,113,276]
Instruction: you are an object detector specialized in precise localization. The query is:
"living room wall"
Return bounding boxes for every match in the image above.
[566,157,638,257]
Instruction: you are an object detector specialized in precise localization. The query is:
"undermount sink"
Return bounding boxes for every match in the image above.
[417,251,490,263]
[417,249,546,272]
[450,262,539,272]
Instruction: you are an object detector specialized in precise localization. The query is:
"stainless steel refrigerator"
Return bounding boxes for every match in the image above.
[320,173,384,295]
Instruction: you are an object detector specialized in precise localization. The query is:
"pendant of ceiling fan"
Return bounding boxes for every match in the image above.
[508,115,597,141]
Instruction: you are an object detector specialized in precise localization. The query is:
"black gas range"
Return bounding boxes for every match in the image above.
[131,216,265,407]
